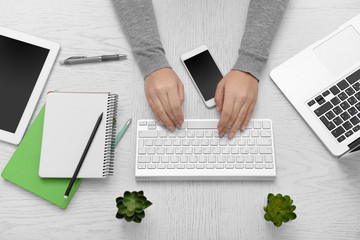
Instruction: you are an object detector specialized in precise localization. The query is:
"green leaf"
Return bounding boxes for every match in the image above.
[138,196,147,204]
[130,191,138,199]
[264,213,271,221]
[276,193,282,198]
[289,212,297,220]
[264,206,267,212]
[116,197,124,204]
[124,191,131,198]
[284,195,290,203]
[133,216,142,223]
[290,205,296,212]
[267,193,275,202]
[274,221,282,227]
[124,215,134,222]
[136,211,145,219]
[281,214,290,223]
[116,201,124,209]
[126,210,134,217]
[116,212,125,219]
[118,205,127,214]
[290,199,293,204]
[143,200,152,209]
[138,191,144,196]
[123,198,131,206]
[134,207,143,213]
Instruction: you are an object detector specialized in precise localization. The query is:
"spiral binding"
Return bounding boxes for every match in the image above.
[103,93,118,177]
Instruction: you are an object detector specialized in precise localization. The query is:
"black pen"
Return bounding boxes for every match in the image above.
[64,112,103,199]
[59,54,127,65]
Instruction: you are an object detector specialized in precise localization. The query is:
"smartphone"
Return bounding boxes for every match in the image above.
[181,45,223,108]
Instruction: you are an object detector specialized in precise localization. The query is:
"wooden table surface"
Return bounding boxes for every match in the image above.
[1,0,360,239]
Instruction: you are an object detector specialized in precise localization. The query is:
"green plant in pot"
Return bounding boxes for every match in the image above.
[264,193,296,227]
[116,191,152,223]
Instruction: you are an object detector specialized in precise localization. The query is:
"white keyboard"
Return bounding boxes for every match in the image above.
[136,119,276,180]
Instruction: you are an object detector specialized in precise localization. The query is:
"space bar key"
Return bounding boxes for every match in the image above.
[187,120,218,129]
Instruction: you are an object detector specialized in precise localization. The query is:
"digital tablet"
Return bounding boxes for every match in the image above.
[0,26,60,144]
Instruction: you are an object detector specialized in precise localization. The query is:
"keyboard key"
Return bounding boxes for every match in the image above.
[260,130,271,137]
[308,100,316,107]
[331,126,345,138]
[322,90,330,97]
[337,79,349,90]
[340,112,350,121]
[245,164,255,169]
[235,163,244,169]
[354,82,360,91]
[340,101,350,110]
[345,130,354,137]
[337,135,346,143]
[348,96,357,105]
[225,164,234,169]
[320,116,336,131]
[253,120,261,129]
[139,130,158,138]
[345,87,355,96]
[355,92,360,101]
[315,95,325,105]
[342,121,352,130]
[264,155,273,163]
[333,106,343,115]
[346,68,360,84]
[262,121,271,129]
[216,164,224,169]
[138,156,151,163]
[333,116,343,126]
[139,121,147,126]
[259,147,272,154]
[330,85,340,95]
[206,164,214,169]
[338,92,348,101]
[353,125,360,132]
[330,97,340,106]
[257,138,272,146]
[265,164,274,169]
[137,164,146,169]
[348,107,358,116]
[325,111,335,120]
[350,116,360,125]
[355,103,360,111]
[187,120,217,129]
[314,102,333,116]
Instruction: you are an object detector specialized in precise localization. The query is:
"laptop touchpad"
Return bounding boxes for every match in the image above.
[313,26,360,76]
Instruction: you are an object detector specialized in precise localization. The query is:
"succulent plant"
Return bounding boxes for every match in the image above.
[116,191,152,223]
[264,193,296,227]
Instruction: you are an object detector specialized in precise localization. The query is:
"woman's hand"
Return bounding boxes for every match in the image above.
[144,68,185,131]
[215,70,258,138]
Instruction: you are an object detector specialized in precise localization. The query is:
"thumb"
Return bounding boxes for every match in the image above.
[214,81,225,112]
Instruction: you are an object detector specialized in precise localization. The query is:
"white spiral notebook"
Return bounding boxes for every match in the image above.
[39,92,118,178]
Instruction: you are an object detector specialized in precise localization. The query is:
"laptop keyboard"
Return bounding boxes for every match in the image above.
[308,68,360,143]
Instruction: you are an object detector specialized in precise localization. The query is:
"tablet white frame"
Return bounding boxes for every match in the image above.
[181,45,222,108]
[0,25,60,145]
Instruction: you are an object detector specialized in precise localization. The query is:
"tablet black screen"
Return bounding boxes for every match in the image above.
[0,35,49,133]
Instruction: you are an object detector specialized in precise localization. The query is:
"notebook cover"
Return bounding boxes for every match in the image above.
[1,105,82,209]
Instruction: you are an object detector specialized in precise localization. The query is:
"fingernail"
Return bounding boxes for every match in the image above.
[241,126,245,131]
[168,125,174,131]
[228,132,234,139]
[216,106,220,112]
[176,123,181,129]
[219,132,224,137]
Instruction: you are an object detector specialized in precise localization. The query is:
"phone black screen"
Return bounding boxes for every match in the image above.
[184,50,223,101]
[0,35,49,133]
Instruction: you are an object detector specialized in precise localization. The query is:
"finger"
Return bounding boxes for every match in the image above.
[152,96,174,131]
[236,101,252,132]
[168,90,184,128]
[177,80,185,105]
[223,99,243,139]
[214,81,225,112]
[148,98,163,125]
[158,93,177,127]
[217,93,238,136]
[241,102,256,131]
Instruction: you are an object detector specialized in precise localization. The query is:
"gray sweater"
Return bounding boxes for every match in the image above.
[113,0,288,80]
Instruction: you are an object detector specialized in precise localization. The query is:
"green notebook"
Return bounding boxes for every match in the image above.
[1,105,82,209]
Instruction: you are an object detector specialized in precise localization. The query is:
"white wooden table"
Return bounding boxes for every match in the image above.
[1,0,360,239]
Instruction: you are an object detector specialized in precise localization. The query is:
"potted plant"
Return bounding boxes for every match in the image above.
[116,191,152,223]
[264,193,296,227]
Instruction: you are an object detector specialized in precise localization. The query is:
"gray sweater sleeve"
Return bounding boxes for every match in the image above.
[113,0,288,80]
[112,0,171,78]
[233,0,289,80]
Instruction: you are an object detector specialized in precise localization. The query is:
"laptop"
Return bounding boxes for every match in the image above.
[270,14,360,158]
